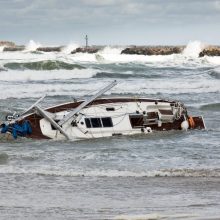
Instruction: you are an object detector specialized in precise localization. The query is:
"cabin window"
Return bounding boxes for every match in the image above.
[106,107,115,111]
[147,112,159,119]
[91,118,102,128]
[85,118,91,128]
[51,120,60,130]
[129,115,144,128]
[101,117,113,127]
[85,117,113,128]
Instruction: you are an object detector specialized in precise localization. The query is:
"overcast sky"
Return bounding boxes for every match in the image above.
[0,0,220,45]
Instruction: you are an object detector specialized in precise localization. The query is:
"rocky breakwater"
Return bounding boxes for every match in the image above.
[0,41,25,51]
[121,46,184,55]
[37,46,63,52]
[0,41,64,52]
[3,46,25,52]
[199,46,220,57]
[0,41,16,47]
[71,47,99,54]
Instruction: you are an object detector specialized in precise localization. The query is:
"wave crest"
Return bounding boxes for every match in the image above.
[1,168,220,177]
[25,40,41,52]
[182,41,206,57]
[200,103,220,111]
[3,60,85,71]
[93,72,162,79]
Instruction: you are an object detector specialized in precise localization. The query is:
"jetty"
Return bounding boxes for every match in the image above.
[199,46,220,57]
[1,40,220,56]
[121,46,183,55]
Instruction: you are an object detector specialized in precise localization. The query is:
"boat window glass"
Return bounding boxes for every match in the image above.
[106,107,115,111]
[51,120,60,130]
[129,115,144,128]
[91,118,102,128]
[85,118,91,128]
[101,117,113,127]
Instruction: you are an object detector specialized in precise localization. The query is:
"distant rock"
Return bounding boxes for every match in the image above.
[37,47,63,52]
[3,46,25,52]
[121,46,183,55]
[1,40,24,52]
[0,41,16,47]
[199,47,220,57]
[71,47,99,54]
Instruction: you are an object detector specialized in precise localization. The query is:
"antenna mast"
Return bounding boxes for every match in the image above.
[85,35,88,48]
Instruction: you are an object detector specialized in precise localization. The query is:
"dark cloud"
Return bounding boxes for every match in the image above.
[0,0,219,45]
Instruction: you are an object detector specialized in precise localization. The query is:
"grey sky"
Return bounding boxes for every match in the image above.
[0,0,220,45]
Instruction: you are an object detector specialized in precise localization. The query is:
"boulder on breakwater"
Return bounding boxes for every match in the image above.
[3,46,25,52]
[71,47,99,54]
[1,41,25,51]
[199,46,220,57]
[121,46,184,55]
[37,46,63,52]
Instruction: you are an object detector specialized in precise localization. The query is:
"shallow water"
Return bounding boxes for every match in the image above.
[0,44,220,219]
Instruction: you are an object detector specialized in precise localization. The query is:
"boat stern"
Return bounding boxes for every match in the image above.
[188,116,206,130]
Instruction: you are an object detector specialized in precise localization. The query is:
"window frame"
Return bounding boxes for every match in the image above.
[84,117,113,128]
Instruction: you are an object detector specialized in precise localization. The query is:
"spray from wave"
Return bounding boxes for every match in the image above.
[25,40,42,52]
[98,46,123,55]
[1,40,220,66]
[182,41,207,57]
[62,42,79,54]
[0,46,5,53]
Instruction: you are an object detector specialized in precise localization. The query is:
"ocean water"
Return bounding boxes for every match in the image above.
[0,41,220,220]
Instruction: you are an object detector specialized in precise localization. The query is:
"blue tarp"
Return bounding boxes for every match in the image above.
[1,120,32,139]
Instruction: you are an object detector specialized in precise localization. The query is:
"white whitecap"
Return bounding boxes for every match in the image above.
[62,42,79,54]
[25,40,42,52]
[182,40,207,58]
[0,46,5,52]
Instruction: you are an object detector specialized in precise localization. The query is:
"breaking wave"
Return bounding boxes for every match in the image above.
[200,103,220,111]
[0,75,218,99]
[1,168,220,177]
[0,67,7,72]
[182,40,206,57]
[93,72,163,79]
[0,46,4,52]
[0,69,97,83]
[114,213,161,220]
[62,43,79,54]
[114,213,197,220]
[25,40,41,52]
[1,42,220,66]
[3,60,85,71]
[208,68,220,79]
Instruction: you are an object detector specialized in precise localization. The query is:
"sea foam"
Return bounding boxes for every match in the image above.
[25,40,42,52]
[182,41,207,57]
[0,46,4,52]
[1,167,220,177]
[62,42,79,54]
[114,213,198,220]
